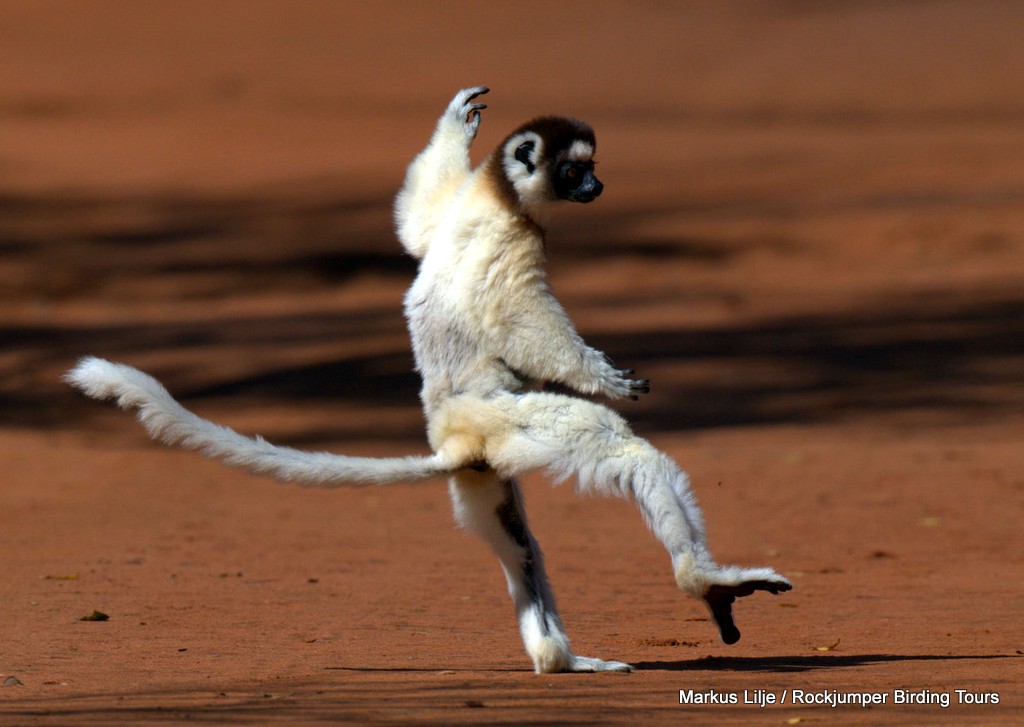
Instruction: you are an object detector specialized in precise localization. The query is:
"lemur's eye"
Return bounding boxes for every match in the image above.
[559,162,580,183]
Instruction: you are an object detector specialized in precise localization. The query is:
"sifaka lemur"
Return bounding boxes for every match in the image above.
[67,87,791,673]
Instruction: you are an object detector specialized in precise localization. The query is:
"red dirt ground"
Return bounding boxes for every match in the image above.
[2,2,1022,724]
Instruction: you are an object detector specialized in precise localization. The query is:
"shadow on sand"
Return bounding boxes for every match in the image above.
[634,652,1022,672]
[4,190,1023,440]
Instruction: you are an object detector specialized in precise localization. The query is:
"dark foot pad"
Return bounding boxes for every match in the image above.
[704,579,793,645]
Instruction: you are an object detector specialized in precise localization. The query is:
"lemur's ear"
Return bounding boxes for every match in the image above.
[514,140,537,173]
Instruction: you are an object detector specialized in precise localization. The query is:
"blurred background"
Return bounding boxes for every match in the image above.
[3,0,1022,445]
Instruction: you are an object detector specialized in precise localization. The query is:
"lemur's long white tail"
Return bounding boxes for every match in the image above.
[65,357,452,487]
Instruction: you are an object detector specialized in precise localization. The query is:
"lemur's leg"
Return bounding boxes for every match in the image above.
[483,393,792,645]
[594,444,791,645]
[447,468,632,673]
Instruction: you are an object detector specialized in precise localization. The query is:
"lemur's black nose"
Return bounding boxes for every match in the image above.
[576,176,603,203]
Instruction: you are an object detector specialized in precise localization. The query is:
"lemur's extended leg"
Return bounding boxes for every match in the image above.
[448,468,632,673]
[473,392,792,644]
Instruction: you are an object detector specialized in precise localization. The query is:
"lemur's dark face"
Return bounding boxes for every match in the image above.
[555,159,603,203]
[496,116,605,214]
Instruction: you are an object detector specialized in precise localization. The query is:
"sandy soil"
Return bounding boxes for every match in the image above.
[2,2,1022,724]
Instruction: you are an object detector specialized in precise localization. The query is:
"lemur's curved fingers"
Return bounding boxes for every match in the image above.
[616,370,650,400]
[598,358,651,400]
[447,86,489,138]
[462,85,489,103]
[704,579,793,645]
[467,109,485,136]
[628,377,651,400]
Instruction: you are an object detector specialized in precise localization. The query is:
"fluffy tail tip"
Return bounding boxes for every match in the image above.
[64,356,123,400]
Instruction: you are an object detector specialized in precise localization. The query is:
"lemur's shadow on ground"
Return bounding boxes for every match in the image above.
[634,653,1021,673]
[321,652,1022,673]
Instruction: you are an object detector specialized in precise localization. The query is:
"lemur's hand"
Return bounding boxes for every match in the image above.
[597,349,651,400]
[622,370,651,401]
[603,368,650,401]
[446,86,489,141]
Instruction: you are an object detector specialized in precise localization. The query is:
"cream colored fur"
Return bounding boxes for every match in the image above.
[66,87,790,674]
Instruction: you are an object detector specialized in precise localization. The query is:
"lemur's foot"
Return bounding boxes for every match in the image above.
[704,577,792,645]
[567,655,634,673]
[447,86,489,140]
[530,637,633,673]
